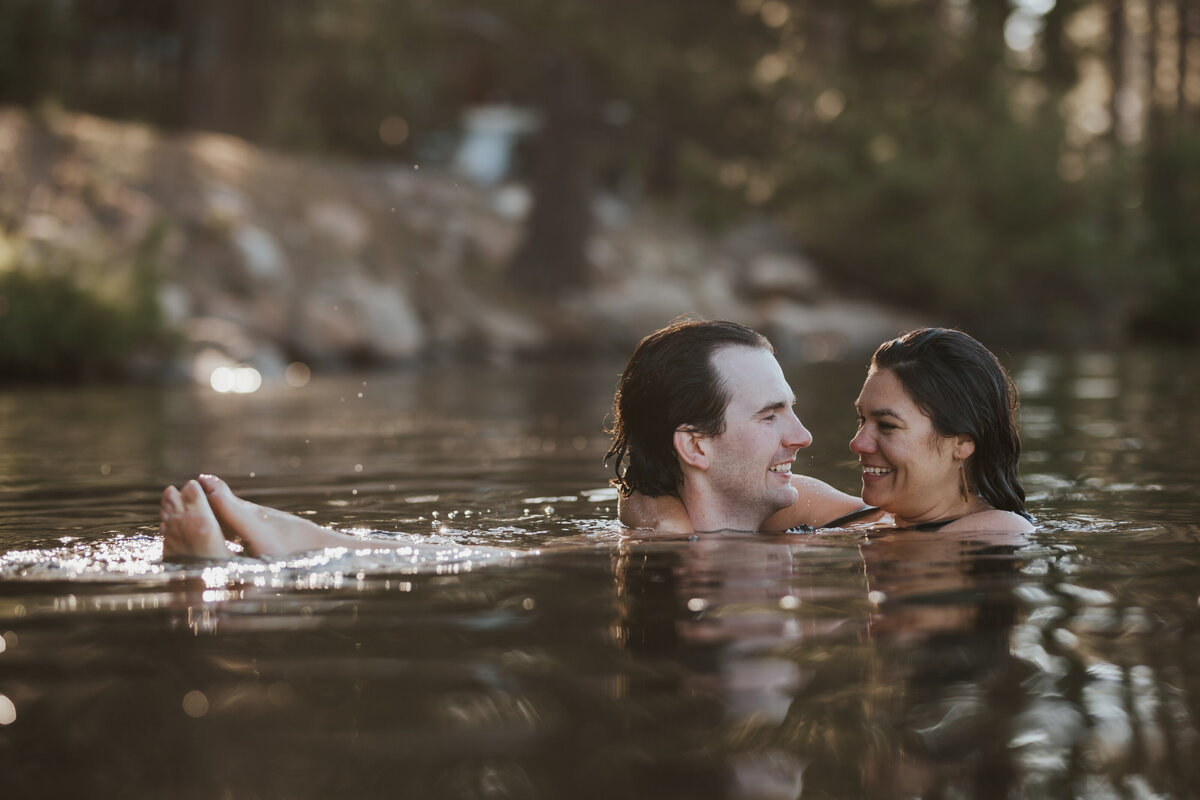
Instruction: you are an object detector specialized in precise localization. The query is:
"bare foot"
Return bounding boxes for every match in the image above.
[197,474,347,557]
[161,480,233,561]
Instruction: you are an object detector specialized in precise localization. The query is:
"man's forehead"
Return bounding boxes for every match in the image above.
[712,345,792,405]
[711,343,775,372]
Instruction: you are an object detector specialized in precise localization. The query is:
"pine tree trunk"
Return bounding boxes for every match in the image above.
[1109,0,1128,142]
[507,54,594,296]
[1178,0,1190,116]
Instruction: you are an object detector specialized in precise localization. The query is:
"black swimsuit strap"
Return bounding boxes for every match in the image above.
[790,505,883,532]
[789,506,971,534]
[910,516,961,532]
[820,505,882,529]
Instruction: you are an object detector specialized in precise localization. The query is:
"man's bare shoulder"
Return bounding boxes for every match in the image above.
[618,491,693,532]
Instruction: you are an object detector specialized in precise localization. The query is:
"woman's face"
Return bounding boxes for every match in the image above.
[849,368,972,523]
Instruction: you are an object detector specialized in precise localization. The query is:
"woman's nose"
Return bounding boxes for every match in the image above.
[849,427,874,455]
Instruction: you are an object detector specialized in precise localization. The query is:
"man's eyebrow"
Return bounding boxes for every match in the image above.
[756,397,795,416]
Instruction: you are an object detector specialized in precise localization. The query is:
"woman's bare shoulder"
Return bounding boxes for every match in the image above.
[944,508,1035,534]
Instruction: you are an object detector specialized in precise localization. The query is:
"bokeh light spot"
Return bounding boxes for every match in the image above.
[285,361,312,388]
[815,89,847,121]
[761,0,790,28]
[379,115,409,146]
[182,690,210,718]
[0,694,15,725]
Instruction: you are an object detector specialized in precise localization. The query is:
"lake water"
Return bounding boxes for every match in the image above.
[0,349,1197,799]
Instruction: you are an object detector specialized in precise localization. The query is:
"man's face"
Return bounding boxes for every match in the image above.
[700,346,813,528]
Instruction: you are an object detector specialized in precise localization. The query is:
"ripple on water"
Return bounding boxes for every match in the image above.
[0,529,534,591]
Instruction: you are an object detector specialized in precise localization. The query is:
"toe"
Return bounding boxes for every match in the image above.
[180,479,210,512]
[161,485,182,517]
[199,474,244,521]
[161,486,183,529]
[198,474,225,495]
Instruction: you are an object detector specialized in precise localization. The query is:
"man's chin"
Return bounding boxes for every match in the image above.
[774,486,799,511]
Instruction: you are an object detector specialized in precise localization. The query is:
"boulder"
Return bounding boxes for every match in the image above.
[0,107,916,380]
[295,273,424,365]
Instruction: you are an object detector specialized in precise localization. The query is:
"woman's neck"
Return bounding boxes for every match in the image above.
[892,494,986,530]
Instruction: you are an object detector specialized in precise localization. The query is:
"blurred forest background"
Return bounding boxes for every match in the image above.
[1,0,1199,381]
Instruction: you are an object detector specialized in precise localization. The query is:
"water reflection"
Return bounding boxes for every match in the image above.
[0,525,1056,798]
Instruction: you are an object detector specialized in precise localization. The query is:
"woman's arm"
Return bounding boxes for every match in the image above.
[761,474,864,531]
[618,474,864,533]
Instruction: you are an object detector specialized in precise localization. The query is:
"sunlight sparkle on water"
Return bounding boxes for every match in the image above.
[210,365,262,394]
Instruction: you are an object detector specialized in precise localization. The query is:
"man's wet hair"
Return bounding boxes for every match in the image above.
[605,317,772,498]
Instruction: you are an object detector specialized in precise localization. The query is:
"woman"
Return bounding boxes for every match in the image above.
[622,327,1034,534]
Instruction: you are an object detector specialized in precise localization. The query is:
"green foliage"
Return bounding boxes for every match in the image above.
[2,1,1199,343]
[775,104,1133,343]
[671,3,1158,345]
[0,222,177,381]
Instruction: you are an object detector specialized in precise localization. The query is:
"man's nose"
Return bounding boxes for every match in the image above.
[786,415,813,449]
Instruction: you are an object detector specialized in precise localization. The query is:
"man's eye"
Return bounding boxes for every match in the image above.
[764,414,776,422]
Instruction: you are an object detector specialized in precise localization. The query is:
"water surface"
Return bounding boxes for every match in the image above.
[1,351,1197,799]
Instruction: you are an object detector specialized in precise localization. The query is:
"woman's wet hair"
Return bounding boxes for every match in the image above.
[606,317,772,498]
[870,328,1032,520]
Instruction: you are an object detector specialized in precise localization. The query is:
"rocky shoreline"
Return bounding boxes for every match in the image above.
[0,106,915,383]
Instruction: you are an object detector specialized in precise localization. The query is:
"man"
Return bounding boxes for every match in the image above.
[160,319,856,558]
[608,318,856,532]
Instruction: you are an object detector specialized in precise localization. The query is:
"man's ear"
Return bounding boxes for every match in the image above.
[673,427,709,470]
[953,434,976,462]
